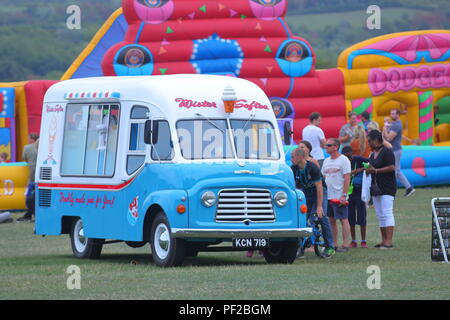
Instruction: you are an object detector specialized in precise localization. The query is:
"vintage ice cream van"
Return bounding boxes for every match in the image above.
[35,74,310,267]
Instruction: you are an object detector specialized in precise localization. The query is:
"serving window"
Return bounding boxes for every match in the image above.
[61,103,120,177]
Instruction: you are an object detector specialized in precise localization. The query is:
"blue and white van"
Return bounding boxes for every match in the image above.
[35,74,310,267]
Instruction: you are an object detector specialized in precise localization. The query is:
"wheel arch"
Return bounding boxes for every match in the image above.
[143,204,165,242]
[61,216,79,234]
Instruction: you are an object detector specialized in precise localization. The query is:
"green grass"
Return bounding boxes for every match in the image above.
[1,187,450,300]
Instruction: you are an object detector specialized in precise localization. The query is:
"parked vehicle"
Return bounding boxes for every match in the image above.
[35,74,310,267]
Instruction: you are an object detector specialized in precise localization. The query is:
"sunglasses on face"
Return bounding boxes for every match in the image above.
[325,144,336,147]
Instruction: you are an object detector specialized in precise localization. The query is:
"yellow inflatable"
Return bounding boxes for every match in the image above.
[0,163,28,211]
[338,30,450,146]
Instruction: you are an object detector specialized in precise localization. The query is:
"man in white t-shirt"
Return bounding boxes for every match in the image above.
[302,112,326,168]
[321,138,351,252]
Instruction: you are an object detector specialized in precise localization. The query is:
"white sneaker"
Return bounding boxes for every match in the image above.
[404,188,415,197]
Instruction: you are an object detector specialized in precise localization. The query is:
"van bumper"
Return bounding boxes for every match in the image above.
[171,228,312,239]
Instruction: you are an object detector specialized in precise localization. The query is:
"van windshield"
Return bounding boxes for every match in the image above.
[231,120,280,160]
[176,119,280,160]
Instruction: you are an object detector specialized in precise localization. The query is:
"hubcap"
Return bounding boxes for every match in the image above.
[74,220,87,253]
[154,223,170,259]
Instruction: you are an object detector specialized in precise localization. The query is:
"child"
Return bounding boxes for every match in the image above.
[0,152,8,163]
[342,146,369,248]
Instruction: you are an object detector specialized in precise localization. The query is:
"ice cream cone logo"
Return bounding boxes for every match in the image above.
[222,85,237,113]
[44,116,58,165]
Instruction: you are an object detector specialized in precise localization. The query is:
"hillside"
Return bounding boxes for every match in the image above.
[0,0,448,81]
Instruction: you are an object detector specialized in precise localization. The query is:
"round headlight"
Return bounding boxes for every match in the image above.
[274,191,288,207]
[201,191,216,207]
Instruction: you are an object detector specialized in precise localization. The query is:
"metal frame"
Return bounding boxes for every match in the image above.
[431,197,449,263]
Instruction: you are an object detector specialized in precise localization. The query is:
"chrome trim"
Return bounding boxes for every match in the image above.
[215,188,275,223]
[234,170,256,175]
[171,228,312,239]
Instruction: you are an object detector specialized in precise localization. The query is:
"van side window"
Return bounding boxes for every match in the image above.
[127,106,148,175]
[61,104,120,177]
[151,121,174,161]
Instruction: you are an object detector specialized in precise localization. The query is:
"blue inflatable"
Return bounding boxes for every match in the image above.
[284,146,450,187]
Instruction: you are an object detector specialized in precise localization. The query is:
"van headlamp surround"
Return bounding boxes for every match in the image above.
[274,191,288,207]
[201,191,217,208]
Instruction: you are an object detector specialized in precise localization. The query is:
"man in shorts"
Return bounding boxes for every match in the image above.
[322,138,351,252]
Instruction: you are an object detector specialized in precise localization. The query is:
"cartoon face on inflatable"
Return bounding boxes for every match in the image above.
[270,97,294,118]
[249,0,286,21]
[113,45,154,76]
[276,40,313,77]
[134,0,174,24]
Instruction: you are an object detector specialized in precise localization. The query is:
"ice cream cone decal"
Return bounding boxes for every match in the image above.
[222,85,237,113]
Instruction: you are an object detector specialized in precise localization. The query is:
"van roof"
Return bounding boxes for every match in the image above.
[44,74,275,120]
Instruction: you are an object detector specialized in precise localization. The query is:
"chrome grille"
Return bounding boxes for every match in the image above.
[215,189,275,222]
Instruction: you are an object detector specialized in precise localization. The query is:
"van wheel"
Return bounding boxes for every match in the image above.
[70,218,103,259]
[150,212,186,267]
[262,241,298,264]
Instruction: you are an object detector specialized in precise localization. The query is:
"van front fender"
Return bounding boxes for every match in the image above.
[142,190,190,230]
[295,189,308,228]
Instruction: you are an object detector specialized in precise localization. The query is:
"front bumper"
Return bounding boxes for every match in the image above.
[171,228,312,239]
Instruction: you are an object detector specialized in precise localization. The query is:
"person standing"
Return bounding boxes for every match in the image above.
[302,112,326,168]
[321,138,352,252]
[361,111,379,133]
[382,109,415,197]
[0,152,8,163]
[17,134,39,222]
[298,140,320,169]
[350,125,370,158]
[342,146,369,248]
[339,112,359,148]
[365,130,397,249]
[291,148,335,258]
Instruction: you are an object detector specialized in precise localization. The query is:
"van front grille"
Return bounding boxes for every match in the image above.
[38,189,52,207]
[215,189,275,223]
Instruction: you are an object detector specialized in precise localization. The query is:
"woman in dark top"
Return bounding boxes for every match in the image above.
[365,130,396,249]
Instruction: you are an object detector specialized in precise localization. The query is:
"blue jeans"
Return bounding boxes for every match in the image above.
[24,183,36,219]
[306,192,335,250]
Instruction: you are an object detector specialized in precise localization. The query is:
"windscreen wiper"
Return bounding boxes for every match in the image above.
[195,113,225,133]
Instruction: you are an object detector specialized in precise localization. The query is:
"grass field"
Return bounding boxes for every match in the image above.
[1,187,449,300]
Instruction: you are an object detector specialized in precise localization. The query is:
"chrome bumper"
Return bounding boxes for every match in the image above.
[171,228,312,239]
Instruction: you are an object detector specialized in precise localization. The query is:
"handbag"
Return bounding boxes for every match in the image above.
[370,174,382,196]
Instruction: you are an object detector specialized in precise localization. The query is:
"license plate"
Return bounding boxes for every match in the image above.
[232,238,269,249]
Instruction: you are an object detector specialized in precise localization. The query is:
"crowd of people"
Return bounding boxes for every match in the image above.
[0,116,418,258]
[288,109,417,258]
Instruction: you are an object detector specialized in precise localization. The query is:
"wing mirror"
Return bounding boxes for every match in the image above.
[144,120,159,145]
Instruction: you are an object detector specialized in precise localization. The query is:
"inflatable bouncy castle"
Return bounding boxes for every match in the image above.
[1,0,450,206]
[63,0,346,144]
[338,30,450,147]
